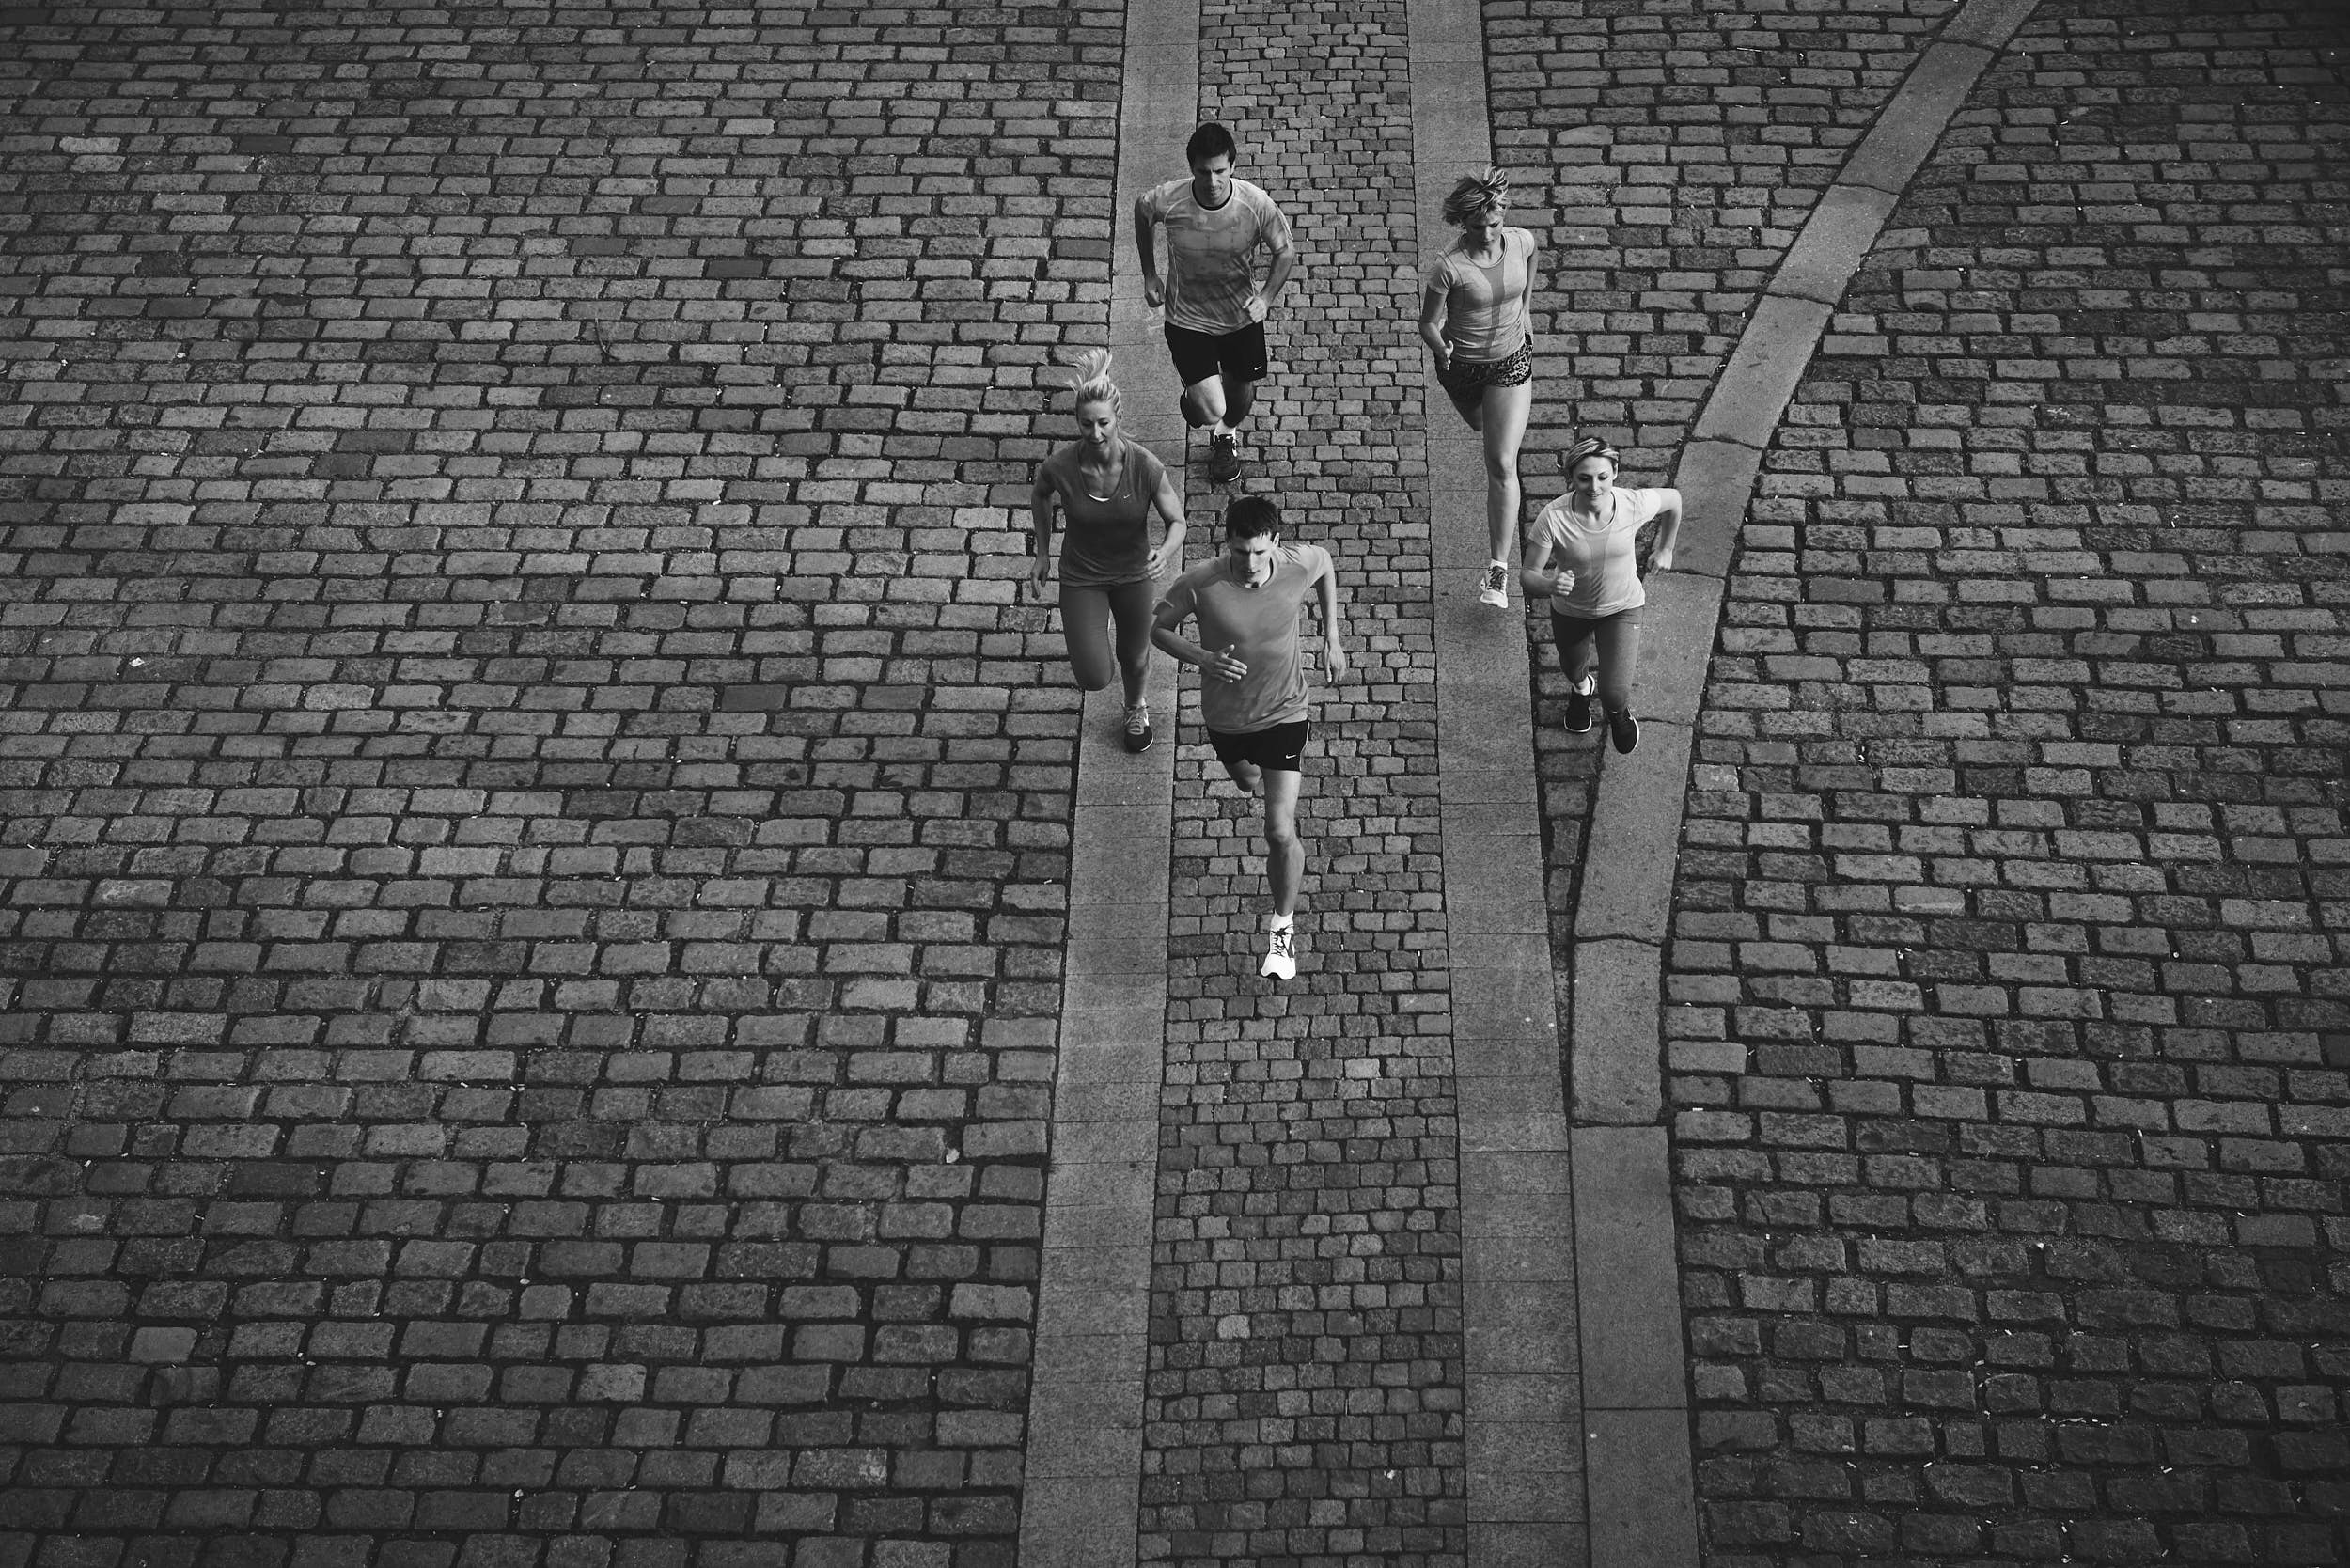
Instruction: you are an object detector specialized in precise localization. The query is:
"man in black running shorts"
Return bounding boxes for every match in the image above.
[1134,121,1297,485]
[1152,494,1346,980]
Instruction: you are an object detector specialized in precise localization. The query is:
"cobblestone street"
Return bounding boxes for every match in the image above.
[1,3,2344,1568]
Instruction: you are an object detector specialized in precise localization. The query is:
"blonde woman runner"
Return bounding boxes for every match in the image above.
[1521,436,1683,755]
[1419,167,1539,608]
[1030,350,1190,751]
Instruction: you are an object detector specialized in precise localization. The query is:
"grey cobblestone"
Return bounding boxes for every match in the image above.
[0,3,1123,1563]
[1139,4,1466,1565]
[1675,3,2350,1564]
[1482,0,1965,1016]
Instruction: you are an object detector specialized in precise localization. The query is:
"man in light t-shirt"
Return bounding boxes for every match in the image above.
[1152,494,1347,980]
[1134,121,1297,485]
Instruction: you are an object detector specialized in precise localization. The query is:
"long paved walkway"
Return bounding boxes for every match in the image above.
[1,3,2346,1568]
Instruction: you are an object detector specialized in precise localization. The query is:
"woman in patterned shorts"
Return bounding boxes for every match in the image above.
[1418,166,1540,611]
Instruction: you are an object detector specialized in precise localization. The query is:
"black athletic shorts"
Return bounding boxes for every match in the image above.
[1208,719,1308,775]
[1165,320,1270,389]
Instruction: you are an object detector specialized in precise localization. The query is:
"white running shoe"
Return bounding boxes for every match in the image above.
[1479,561,1510,607]
[1260,923,1297,980]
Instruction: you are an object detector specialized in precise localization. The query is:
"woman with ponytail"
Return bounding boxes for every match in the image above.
[1520,435,1682,756]
[1419,166,1540,611]
[1030,349,1190,752]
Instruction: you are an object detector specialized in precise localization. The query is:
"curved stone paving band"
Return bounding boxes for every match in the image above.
[1023,0,2044,1563]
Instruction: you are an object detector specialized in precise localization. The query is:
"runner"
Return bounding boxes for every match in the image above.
[1521,436,1683,755]
[1134,120,1298,485]
[1419,166,1539,609]
[1030,349,1189,752]
[1152,494,1346,980]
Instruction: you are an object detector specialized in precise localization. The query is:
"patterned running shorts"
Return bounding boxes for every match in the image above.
[1437,337,1534,396]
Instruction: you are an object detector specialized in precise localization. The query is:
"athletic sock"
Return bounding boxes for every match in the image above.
[1268,913,1293,932]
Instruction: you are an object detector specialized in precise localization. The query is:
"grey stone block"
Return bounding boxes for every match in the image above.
[1570,938,1662,1126]
[1026,1377,1145,1477]
[1632,573,1723,729]
[1461,1147,1574,1198]
[1688,294,1833,449]
[1042,1157,1153,1214]
[1019,1474,1142,1568]
[1465,1231,1579,1286]
[1466,1371,1580,1422]
[1440,762,1540,807]
[1466,1464,1585,1524]
[1576,722,1693,945]
[1667,438,1762,582]
[1585,1409,1700,1568]
[1572,1129,1686,1412]
[1842,42,1995,193]
[1769,182,1900,306]
[1940,0,2038,50]
[1458,1074,1570,1152]
[1469,1521,1590,1568]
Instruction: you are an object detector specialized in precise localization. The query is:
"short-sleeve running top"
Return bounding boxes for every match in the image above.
[1139,177,1294,336]
[1156,542,1333,733]
[1532,488,1672,619]
[1422,227,1535,362]
[1041,439,1171,588]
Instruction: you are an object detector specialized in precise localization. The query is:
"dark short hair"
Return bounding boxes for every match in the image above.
[1186,121,1237,166]
[1224,494,1281,540]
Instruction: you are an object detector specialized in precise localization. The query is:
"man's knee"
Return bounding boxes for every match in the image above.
[1264,810,1300,850]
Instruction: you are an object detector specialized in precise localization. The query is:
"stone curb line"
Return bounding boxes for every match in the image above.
[1409,0,1590,1562]
[1014,3,1198,1564]
[1568,3,2042,1567]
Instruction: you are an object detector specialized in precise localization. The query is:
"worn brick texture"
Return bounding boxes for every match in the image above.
[1482,0,1960,928]
[1140,4,1466,1566]
[1674,3,2350,1565]
[0,3,1120,1564]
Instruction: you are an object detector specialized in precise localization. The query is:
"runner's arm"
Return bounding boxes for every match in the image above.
[1520,526,1572,602]
[1146,467,1189,579]
[1133,196,1164,307]
[1418,280,1451,368]
[1314,557,1347,681]
[1028,469,1058,585]
[1257,235,1297,315]
[1645,489,1684,575]
[1152,598,1247,682]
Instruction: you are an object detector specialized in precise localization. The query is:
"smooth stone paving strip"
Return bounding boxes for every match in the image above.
[1018,6,1198,1565]
[1408,0,1587,1563]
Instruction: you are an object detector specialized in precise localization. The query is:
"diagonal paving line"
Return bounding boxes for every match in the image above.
[1015,4,1198,1564]
[1567,4,2044,1568]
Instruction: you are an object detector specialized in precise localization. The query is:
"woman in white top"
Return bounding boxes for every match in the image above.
[1419,167,1539,610]
[1520,436,1682,756]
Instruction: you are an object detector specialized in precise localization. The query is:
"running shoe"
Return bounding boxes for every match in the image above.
[1178,389,1210,429]
[1260,923,1297,980]
[1479,562,1510,607]
[1206,431,1242,483]
[1122,700,1152,754]
[1564,675,1596,734]
[1608,708,1640,755]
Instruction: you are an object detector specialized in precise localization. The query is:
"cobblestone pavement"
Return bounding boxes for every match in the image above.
[1493,0,1973,937]
[2,1,2347,1567]
[1145,3,1464,1565]
[1660,3,2350,1565]
[0,4,1117,1563]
